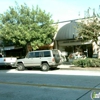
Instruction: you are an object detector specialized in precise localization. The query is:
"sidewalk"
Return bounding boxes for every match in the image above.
[1,62,100,76]
[57,63,100,71]
[6,67,100,76]
[56,64,100,76]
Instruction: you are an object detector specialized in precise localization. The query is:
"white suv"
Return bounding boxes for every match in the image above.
[16,49,61,71]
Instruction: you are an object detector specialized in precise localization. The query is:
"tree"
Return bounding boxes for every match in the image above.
[0,3,57,52]
[76,7,100,58]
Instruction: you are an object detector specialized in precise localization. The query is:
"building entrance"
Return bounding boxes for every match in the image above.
[65,44,93,58]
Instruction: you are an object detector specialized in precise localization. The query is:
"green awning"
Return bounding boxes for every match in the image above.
[55,22,78,40]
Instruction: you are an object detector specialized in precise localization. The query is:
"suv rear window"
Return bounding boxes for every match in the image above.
[52,50,60,57]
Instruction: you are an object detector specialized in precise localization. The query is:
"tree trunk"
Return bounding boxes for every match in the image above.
[26,43,33,54]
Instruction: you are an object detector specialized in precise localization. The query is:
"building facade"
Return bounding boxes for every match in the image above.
[54,21,95,58]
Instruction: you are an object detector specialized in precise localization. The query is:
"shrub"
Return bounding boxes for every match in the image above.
[73,58,100,68]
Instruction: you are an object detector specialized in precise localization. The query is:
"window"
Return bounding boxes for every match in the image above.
[34,52,40,57]
[25,52,34,58]
[29,52,34,58]
[40,52,43,57]
[52,50,60,57]
[44,51,51,57]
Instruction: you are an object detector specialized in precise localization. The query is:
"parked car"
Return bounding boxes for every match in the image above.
[0,53,17,68]
[16,49,62,71]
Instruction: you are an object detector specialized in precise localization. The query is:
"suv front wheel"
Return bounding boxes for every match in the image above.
[41,63,49,71]
[17,63,25,71]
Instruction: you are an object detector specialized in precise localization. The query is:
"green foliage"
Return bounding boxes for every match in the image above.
[76,7,100,43]
[73,58,100,68]
[0,3,57,50]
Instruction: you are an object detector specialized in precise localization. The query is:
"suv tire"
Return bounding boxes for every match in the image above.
[54,56,60,63]
[17,63,25,71]
[41,63,49,71]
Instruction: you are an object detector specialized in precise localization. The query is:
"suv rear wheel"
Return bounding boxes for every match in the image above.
[41,63,49,71]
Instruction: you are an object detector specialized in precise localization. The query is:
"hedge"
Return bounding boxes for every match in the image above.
[72,58,100,68]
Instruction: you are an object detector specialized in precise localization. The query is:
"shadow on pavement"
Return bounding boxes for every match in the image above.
[26,67,60,71]
[0,66,15,70]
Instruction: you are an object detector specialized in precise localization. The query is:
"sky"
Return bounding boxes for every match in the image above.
[0,0,100,23]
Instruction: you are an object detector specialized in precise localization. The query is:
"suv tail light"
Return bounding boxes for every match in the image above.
[52,58,55,62]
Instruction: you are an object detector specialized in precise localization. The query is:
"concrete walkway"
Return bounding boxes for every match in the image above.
[58,63,100,71]
[5,68,100,76]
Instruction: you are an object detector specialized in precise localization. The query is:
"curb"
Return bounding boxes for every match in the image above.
[58,64,100,71]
